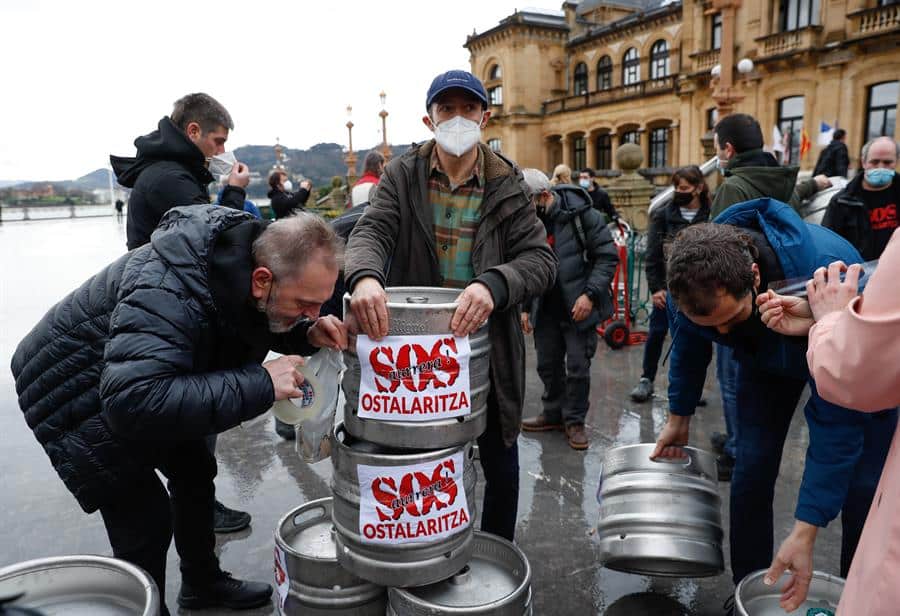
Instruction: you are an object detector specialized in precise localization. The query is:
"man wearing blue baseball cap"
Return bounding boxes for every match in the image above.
[344,69,557,540]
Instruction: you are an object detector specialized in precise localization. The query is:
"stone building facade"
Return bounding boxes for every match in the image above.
[465,0,900,179]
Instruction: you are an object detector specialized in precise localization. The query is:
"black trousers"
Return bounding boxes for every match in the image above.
[99,439,220,613]
[477,389,520,541]
[533,317,597,426]
[640,304,668,382]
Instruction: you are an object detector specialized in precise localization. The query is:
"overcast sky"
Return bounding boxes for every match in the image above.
[0,0,554,181]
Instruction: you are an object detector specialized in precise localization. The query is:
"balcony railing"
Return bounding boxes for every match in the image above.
[690,49,720,73]
[849,4,900,38]
[542,77,675,114]
[755,26,821,58]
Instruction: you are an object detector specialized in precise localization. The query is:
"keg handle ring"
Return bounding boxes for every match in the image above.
[650,451,693,469]
[292,504,328,528]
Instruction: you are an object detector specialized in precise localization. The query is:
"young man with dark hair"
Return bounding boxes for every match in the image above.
[812,128,850,178]
[112,92,251,250]
[652,202,895,613]
[577,167,617,222]
[111,93,255,533]
[345,69,557,541]
[711,113,829,218]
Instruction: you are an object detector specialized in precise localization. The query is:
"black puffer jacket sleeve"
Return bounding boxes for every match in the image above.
[99,286,275,440]
[645,207,667,293]
[581,208,618,305]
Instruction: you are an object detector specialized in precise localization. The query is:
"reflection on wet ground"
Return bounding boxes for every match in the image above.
[0,218,844,615]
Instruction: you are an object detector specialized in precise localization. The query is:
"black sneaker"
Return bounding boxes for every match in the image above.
[717,453,735,482]
[629,378,654,402]
[213,500,251,534]
[275,418,296,440]
[178,570,272,610]
[710,431,728,454]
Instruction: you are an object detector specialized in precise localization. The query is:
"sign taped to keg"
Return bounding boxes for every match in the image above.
[356,334,472,421]
[357,451,471,544]
[273,544,290,610]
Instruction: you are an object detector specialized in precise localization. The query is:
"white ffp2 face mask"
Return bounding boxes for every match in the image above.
[434,115,482,157]
[208,151,236,181]
[282,180,294,192]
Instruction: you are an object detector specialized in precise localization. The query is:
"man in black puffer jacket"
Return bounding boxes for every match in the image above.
[519,170,618,450]
[10,206,347,615]
[111,93,251,250]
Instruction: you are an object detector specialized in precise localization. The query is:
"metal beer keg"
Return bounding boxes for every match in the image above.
[273,498,386,615]
[735,569,843,615]
[596,444,724,577]
[342,287,489,449]
[386,531,532,616]
[0,555,160,615]
[331,424,477,588]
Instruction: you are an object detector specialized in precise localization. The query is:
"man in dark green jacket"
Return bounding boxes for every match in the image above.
[711,113,830,218]
[345,70,557,541]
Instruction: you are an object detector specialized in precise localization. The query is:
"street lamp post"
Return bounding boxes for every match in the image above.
[345,104,358,185]
[379,91,392,160]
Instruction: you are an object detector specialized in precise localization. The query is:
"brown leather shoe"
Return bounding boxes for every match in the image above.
[565,424,589,450]
[521,414,564,432]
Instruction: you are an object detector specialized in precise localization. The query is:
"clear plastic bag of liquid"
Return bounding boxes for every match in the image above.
[270,348,345,463]
[767,260,878,298]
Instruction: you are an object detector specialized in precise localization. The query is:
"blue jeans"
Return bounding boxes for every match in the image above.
[716,344,739,458]
[477,388,520,541]
[640,304,669,382]
[728,362,895,584]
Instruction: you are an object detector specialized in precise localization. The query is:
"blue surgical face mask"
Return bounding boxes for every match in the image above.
[865,167,895,187]
[579,178,592,189]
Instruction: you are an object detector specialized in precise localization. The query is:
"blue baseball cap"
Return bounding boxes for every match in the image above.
[425,70,488,110]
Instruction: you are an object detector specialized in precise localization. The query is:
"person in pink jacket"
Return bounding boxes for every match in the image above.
[758,227,900,614]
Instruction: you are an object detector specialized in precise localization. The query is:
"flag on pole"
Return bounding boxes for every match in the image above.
[800,128,811,159]
[817,121,835,147]
[772,125,785,153]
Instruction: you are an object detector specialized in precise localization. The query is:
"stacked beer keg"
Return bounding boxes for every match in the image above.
[273,287,531,615]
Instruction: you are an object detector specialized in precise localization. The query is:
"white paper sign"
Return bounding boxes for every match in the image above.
[356,334,471,422]
[273,544,290,611]
[357,451,471,545]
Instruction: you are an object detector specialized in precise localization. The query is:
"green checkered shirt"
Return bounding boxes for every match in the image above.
[429,149,485,289]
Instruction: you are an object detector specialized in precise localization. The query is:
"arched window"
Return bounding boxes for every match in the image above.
[649,127,669,168]
[486,64,503,106]
[622,130,640,145]
[622,48,640,86]
[778,96,805,164]
[865,81,898,141]
[573,62,589,95]
[650,40,669,80]
[597,56,613,91]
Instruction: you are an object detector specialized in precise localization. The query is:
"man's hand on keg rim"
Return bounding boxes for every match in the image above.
[349,276,389,340]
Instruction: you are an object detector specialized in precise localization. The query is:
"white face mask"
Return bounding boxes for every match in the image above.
[282,179,294,192]
[433,114,482,157]
[207,151,236,181]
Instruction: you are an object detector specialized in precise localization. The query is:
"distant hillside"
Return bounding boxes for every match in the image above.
[1,142,413,198]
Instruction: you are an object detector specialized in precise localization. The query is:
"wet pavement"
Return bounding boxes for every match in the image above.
[0,217,845,615]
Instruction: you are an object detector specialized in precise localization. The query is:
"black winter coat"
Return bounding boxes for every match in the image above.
[812,140,850,178]
[268,187,311,219]
[528,185,619,331]
[645,198,711,293]
[587,184,618,222]
[111,117,246,250]
[822,172,900,261]
[10,206,318,513]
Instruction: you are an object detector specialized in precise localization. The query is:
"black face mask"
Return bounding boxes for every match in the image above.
[672,191,694,207]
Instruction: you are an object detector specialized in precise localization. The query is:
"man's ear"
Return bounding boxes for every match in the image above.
[250,267,274,300]
[185,121,202,142]
[751,262,761,290]
[422,115,435,131]
[480,110,491,128]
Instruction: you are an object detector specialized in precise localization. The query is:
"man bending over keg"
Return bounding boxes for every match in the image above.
[650,202,896,612]
[11,207,348,615]
[344,69,557,541]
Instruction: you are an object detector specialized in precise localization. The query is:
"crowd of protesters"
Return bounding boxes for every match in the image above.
[10,74,899,616]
